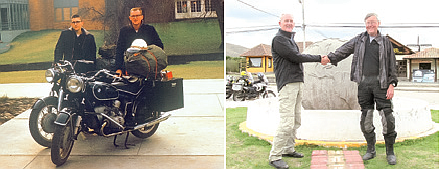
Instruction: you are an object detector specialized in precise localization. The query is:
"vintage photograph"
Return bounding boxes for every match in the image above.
[0,0,224,168]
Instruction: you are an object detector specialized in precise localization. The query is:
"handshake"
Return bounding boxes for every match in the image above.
[321,55,330,65]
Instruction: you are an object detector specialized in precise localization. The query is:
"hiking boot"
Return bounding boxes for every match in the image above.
[363,133,376,160]
[269,159,289,169]
[282,151,304,158]
[362,151,376,160]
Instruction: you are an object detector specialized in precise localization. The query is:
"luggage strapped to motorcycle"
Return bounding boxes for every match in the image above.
[133,50,159,80]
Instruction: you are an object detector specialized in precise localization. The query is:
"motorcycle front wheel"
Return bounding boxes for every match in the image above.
[226,88,233,99]
[51,120,75,166]
[29,99,58,147]
[263,90,276,98]
[226,93,232,99]
[233,91,246,101]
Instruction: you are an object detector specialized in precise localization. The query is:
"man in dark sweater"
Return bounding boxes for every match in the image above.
[54,14,96,73]
[269,14,327,169]
[325,13,398,165]
[115,7,163,76]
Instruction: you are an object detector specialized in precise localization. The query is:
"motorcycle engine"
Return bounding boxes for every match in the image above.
[94,100,125,128]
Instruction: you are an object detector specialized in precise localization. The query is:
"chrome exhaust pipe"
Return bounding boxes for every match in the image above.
[100,112,171,137]
[134,112,171,130]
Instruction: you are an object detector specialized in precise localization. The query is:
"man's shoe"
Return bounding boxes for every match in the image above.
[269,159,289,169]
[282,151,304,158]
[387,154,397,165]
[362,151,376,160]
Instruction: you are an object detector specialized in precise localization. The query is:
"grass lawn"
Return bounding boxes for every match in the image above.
[0,19,222,65]
[0,60,223,84]
[226,108,439,169]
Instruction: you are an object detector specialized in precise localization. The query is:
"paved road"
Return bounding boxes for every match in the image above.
[0,79,225,169]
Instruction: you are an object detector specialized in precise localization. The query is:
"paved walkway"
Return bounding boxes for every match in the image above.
[311,150,364,169]
[0,79,225,169]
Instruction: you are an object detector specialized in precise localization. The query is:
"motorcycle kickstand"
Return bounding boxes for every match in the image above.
[113,133,135,149]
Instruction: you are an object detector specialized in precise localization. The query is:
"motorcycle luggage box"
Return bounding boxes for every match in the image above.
[143,78,184,112]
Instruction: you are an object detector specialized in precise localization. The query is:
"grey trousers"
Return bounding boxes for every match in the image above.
[269,82,303,161]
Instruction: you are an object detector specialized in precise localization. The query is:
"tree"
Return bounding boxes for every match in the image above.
[212,0,224,49]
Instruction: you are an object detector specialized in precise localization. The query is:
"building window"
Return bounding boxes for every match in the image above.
[204,0,213,12]
[249,58,262,68]
[54,0,79,21]
[191,0,201,12]
[268,58,272,68]
[175,0,217,19]
[0,3,30,31]
[419,63,431,70]
[55,7,78,21]
[397,60,406,77]
[177,1,188,13]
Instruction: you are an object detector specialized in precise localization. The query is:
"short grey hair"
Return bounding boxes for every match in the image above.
[280,14,294,21]
[365,13,379,22]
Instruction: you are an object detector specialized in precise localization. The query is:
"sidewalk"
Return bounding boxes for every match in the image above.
[0,79,225,169]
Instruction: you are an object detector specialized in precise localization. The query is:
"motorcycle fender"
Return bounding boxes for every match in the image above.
[54,112,71,126]
[31,96,58,110]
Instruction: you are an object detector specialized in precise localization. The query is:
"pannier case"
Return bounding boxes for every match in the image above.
[143,78,184,112]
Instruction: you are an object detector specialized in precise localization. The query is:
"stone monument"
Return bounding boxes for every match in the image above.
[302,38,360,110]
[244,38,437,143]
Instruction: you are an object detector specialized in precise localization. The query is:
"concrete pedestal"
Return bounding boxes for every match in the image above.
[246,97,436,142]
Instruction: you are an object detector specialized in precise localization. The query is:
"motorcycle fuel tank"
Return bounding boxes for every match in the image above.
[91,82,119,100]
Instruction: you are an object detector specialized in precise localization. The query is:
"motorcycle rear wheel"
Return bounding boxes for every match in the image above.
[29,101,57,147]
[131,123,159,139]
[51,121,75,166]
[132,110,160,139]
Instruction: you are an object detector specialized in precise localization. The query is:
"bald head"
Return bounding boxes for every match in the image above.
[279,14,295,32]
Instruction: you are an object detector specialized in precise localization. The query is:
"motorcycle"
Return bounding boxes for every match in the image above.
[225,75,235,99]
[29,60,183,166]
[29,60,94,148]
[232,73,276,101]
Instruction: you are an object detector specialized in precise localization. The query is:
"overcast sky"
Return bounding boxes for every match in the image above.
[225,0,440,50]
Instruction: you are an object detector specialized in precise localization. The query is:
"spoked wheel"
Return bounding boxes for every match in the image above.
[263,90,276,98]
[29,101,58,147]
[132,111,160,139]
[51,120,75,166]
[226,92,232,99]
[232,91,246,101]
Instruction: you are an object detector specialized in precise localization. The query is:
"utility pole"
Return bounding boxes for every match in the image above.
[299,0,305,52]
[407,35,432,52]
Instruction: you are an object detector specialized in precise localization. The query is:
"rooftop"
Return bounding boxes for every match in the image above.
[403,47,439,59]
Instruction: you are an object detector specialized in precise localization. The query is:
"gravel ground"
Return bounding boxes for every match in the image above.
[0,97,37,125]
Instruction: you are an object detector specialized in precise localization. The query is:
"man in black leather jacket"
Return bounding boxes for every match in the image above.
[54,14,96,73]
[325,13,398,165]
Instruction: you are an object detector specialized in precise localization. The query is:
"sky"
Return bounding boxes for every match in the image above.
[225,0,440,51]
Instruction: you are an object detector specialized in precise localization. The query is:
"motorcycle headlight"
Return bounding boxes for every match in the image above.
[45,69,57,83]
[66,76,84,93]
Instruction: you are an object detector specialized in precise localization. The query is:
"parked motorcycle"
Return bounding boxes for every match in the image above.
[225,75,235,99]
[29,60,94,148]
[232,73,275,101]
[29,60,183,166]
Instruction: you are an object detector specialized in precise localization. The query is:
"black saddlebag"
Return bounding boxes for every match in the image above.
[141,78,184,112]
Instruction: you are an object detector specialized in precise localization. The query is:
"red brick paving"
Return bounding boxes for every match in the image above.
[310,150,365,169]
